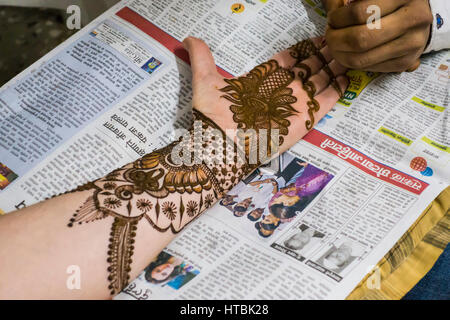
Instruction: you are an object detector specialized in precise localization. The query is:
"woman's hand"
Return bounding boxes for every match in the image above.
[184,36,348,154]
[0,37,348,299]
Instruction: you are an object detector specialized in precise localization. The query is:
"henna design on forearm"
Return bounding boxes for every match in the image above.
[68,111,253,295]
[67,41,334,294]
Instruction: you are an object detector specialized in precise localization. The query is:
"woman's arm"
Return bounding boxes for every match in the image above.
[0,37,348,299]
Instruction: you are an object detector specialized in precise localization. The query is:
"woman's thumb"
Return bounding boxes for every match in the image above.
[183,37,219,83]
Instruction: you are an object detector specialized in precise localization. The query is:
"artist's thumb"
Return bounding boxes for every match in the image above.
[183,37,219,86]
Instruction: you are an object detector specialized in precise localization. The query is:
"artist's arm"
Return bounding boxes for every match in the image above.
[0,37,348,299]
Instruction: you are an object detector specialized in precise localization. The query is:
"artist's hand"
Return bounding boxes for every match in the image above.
[183,36,348,153]
[323,0,433,72]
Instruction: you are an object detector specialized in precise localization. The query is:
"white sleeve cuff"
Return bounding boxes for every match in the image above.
[424,0,450,53]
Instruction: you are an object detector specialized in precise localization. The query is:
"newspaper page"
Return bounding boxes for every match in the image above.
[0,0,448,300]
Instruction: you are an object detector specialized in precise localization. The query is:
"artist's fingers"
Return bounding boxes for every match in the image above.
[328,0,409,28]
[183,37,220,84]
[303,59,348,97]
[292,46,334,82]
[330,26,429,69]
[326,2,432,53]
[314,75,349,107]
[406,58,421,72]
[364,53,422,73]
[269,37,326,69]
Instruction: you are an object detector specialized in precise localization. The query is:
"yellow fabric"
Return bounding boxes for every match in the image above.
[347,187,450,300]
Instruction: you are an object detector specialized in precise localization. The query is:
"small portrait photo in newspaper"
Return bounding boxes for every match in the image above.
[307,237,367,281]
[143,251,199,289]
[271,223,325,262]
[121,250,199,300]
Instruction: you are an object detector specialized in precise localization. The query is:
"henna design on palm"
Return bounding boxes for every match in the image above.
[220,60,298,148]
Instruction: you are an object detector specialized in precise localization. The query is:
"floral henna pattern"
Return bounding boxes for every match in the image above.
[220,60,298,148]
[186,200,198,217]
[162,201,177,220]
[136,199,152,213]
[68,110,253,295]
[204,194,214,208]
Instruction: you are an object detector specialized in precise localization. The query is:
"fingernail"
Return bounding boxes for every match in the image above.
[406,60,421,72]
[182,36,193,49]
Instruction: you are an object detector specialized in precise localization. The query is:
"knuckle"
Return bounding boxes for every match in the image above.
[353,55,372,69]
[338,54,360,69]
[410,14,426,27]
[416,0,434,24]
[349,4,367,24]
[338,54,353,69]
[404,29,429,52]
[410,35,426,51]
[351,30,370,51]
[423,10,434,25]
[325,30,337,48]
[407,8,433,28]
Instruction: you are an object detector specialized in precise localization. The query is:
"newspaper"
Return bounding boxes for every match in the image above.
[0,0,448,300]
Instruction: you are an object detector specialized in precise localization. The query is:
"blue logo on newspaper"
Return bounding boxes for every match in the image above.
[436,13,443,29]
[142,57,162,74]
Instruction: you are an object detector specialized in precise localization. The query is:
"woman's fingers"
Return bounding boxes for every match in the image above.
[291,46,334,82]
[270,43,340,109]
[315,75,349,107]
[286,73,348,133]
[304,59,347,97]
[269,37,326,70]
[183,35,349,134]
